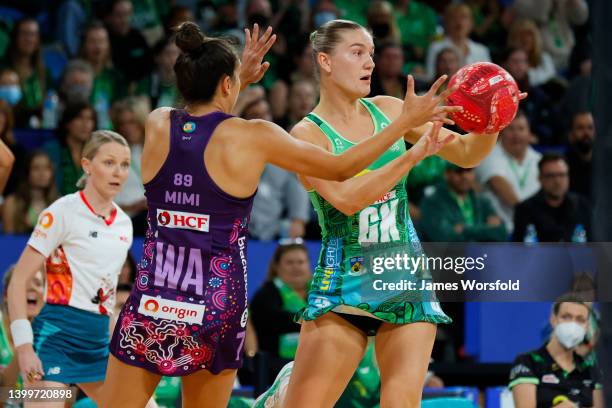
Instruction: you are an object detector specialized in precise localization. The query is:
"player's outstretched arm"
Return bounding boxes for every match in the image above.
[250,76,460,181]
[239,24,276,91]
[304,123,452,215]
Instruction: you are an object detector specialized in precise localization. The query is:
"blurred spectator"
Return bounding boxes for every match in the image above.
[512,0,589,71]
[237,93,310,241]
[369,41,406,98]
[393,0,437,72]
[405,155,447,222]
[334,0,368,26]
[250,242,311,377]
[79,21,128,129]
[476,111,541,231]
[509,294,603,408]
[55,0,90,57]
[43,102,97,195]
[501,47,556,144]
[507,19,556,86]
[566,111,594,200]
[1,18,52,128]
[366,1,401,45]
[269,37,317,121]
[111,97,147,235]
[278,79,317,131]
[0,68,22,107]
[0,100,24,196]
[134,35,180,109]
[2,150,58,234]
[421,163,507,242]
[425,3,491,80]
[129,0,165,47]
[512,153,591,242]
[416,46,461,93]
[466,0,505,54]
[164,6,195,35]
[0,266,43,388]
[104,0,154,83]
[311,0,340,28]
[56,59,95,121]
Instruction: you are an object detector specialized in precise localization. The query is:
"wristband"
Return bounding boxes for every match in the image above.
[10,319,33,347]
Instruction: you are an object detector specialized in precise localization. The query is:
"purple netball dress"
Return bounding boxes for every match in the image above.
[109,110,254,376]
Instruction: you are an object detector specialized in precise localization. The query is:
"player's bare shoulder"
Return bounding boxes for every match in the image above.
[146,107,173,138]
[367,95,403,120]
[290,117,330,150]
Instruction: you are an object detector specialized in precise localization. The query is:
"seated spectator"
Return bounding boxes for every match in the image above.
[0,100,24,196]
[104,0,154,83]
[111,97,147,235]
[393,0,437,72]
[367,1,402,45]
[0,68,22,108]
[129,0,164,47]
[501,47,556,144]
[250,242,311,379]
[56,59,95,112]
[465,0,505,55]
[3,151,58,234]
[134,35,180,109]
[164,6,195,35]
[507,19,556,87]
[405,155,447,222]
[420,163,506,242]
[369,41,406,99]
[513,154,591,242]
[269,36,317,121]
[566,111,594,200]
[416,46,461,94]
[55,0,90,58]
[311,0,341,28]
[238,94,310,241]
[1,18,52,128]
[0,266,43,388]
[512,0,589,71]
[509,294,603,408]
[278,79,317,131]
[476,111,541,231]
[425,3,491,80]
[79,21,128,129]
[43,102,97,195]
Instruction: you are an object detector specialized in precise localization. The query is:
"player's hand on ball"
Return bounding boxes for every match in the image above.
[410,121,454,161]
[16,343,44,384]
[240,24,277,86]
[401,74,463,128]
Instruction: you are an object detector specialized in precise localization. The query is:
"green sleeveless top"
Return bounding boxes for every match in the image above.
[299,99,451,325]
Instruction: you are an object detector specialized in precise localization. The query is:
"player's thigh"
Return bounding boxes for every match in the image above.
[375,321,437,408]
[100,354,161,408]
[282,312,368,408]
[23,380,68,408]
[180,368,237,408]
[76,381,104,405]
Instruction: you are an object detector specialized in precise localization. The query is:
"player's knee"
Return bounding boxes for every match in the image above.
[380,381,421,408]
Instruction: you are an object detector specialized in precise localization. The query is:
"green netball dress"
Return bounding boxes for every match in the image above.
[298,98,451,325]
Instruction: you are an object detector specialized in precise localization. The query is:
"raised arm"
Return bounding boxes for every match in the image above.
[251,76,460,181]
[373,92,527,168]
[302,123,451,215]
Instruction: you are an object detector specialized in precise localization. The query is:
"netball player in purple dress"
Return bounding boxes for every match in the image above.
[102,22,459,407]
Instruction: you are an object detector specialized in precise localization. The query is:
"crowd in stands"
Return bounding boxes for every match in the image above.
[0,0,600,404]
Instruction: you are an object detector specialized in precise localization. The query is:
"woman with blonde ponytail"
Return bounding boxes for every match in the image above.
[6,130,133,406]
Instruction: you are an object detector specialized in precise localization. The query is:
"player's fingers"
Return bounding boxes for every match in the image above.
[261,33,277,55]
[258,26,273,44]
[436,105,463,115]
[252,23,260,41]
[441,133,455,145]
[244,28,251,48]
[438,83,459,101]
[518,92,528,100]
[427,75,448,97]
[404,75,415,99]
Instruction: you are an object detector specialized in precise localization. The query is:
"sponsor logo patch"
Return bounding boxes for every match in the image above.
[138,294,206,324]
[157,209,210,232]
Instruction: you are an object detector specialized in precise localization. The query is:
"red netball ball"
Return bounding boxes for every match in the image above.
[446,62,520,134]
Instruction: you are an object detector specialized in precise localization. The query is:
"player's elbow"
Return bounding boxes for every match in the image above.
[333,197,360,216]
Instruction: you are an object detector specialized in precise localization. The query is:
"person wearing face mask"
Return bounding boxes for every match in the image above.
[0,68,22,107]
[57,60,95,108]
[366,0,401,45]
[566,112,595,200]
[512,154,591,242]
[509,294,603,408]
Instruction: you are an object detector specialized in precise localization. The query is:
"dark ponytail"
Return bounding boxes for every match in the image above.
[174,22,239,104]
